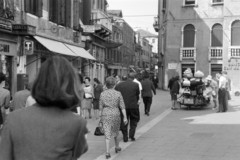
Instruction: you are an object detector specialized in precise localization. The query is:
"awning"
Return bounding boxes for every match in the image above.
[64,43,96,60]
[34,36,76,56]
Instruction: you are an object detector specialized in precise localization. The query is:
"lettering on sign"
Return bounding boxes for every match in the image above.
[0,44,10,53]
[224,59,240,71]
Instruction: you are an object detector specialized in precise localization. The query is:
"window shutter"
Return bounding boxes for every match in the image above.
[49,0,59,24]
[65,0,72,28]
[183,25,195,47]
[73,0,80,30]
[79,0,83,21]
[24,0,30,13]
[37,0,43,17]
[212,24,223,47]
[58,0,66,26]
[231,20,240,46]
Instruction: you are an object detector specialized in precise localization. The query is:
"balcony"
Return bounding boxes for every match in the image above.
[180,48,196,61]
[228,46,240,61]
[153,17,159,32]
[208,47,223,61]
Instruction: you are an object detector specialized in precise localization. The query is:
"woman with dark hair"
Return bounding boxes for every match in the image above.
[82,77,94,119]
[0,56,88,160]
[93,78,103,119]
[99,76,127,159]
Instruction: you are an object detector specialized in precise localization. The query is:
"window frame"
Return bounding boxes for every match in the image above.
[231,20,240,46]
[183,0,198,7]
[182,24,196,48]
[211,0,224,6]
[211,23,223,47]
[24,0,43,17]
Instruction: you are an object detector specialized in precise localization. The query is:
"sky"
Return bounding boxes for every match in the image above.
[107,0,158,34]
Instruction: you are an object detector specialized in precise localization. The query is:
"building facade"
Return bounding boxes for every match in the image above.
[0,0,96,96]
[156,0,240,92]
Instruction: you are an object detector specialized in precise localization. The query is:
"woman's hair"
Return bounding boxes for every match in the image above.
[85,77,91,82]
[31,56,81,109]
[105,76,116,89]
[0,72,6,83]
[93,78,101,84]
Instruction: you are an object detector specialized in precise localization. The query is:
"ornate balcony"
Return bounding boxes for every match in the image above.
[208,47,223,61]
[228,46,240,61]
[180,48,196,61]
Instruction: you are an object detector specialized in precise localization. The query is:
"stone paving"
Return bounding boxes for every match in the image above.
[112,95,240,160]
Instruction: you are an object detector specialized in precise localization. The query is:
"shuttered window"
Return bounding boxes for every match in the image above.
[231,20,240,46]
[49,0,72,27]
[25,0,43,17]
[183,24,195,47]
[211,24,223,47]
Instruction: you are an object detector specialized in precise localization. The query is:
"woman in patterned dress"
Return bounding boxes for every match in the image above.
[99,76,127,159]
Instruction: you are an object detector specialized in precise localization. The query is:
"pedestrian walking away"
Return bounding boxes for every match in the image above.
[115,72,140,142]
[93,78,103,119]
[0,56,88,160]
[11,82,31,111]
[99,76,127,159]
[0,72,10,129]
[141,72,156,116]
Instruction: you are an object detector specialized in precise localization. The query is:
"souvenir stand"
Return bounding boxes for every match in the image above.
[178,69,209,110]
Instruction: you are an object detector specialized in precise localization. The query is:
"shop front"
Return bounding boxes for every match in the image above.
[0,29,18,96]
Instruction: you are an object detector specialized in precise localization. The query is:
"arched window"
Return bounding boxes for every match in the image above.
[211,24,223,47]
[183,24,195,47]
[231,20,240,46]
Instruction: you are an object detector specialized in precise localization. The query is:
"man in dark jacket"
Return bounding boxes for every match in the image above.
[141,72,156,116]
[115,72,140,142]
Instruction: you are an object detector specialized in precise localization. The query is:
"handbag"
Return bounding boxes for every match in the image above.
[94,120,104,136]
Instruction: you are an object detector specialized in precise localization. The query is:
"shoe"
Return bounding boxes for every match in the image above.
[129,137,135,141]
[106,153,111,159]
[89,116,92,119]
[115,147,121,153]
[123,139,128,142]
[146,112,149,116]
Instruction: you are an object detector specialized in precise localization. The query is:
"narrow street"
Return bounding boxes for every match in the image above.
[81,90,240,160]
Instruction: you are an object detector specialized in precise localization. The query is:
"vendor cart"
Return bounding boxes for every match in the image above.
[178,81,210,110]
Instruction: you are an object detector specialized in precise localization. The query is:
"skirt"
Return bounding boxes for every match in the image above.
[81,98,93,110]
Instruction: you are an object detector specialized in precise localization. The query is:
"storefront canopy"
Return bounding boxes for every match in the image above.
[34,36,96,60]
[34,36,76,56]
[64,43,96,60]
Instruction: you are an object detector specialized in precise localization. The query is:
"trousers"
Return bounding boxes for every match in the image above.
[143,97,153,113]
[121,108,139,140]
[218,88,227,112]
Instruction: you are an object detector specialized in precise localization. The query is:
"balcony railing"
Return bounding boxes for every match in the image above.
[209,47,223,61]
[180,48,196,61]
[229,46,240,60]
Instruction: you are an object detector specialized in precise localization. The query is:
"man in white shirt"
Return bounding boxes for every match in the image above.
[217,73,227,112]
[133,73,142,105]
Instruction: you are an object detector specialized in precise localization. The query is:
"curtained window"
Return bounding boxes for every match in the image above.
[183,24,195,47]
[231,20,240,46]
[24,0,42,17]
[211,24,223,47]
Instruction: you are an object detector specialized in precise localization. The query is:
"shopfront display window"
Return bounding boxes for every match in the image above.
[0,55,12,92]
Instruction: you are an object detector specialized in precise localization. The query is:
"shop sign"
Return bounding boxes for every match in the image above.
[0,44,10,53]
[0,23,12,32]
[24,40,34,55]
[168,63,177,70]
[83,25,96,33]
[12,24,36,36]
